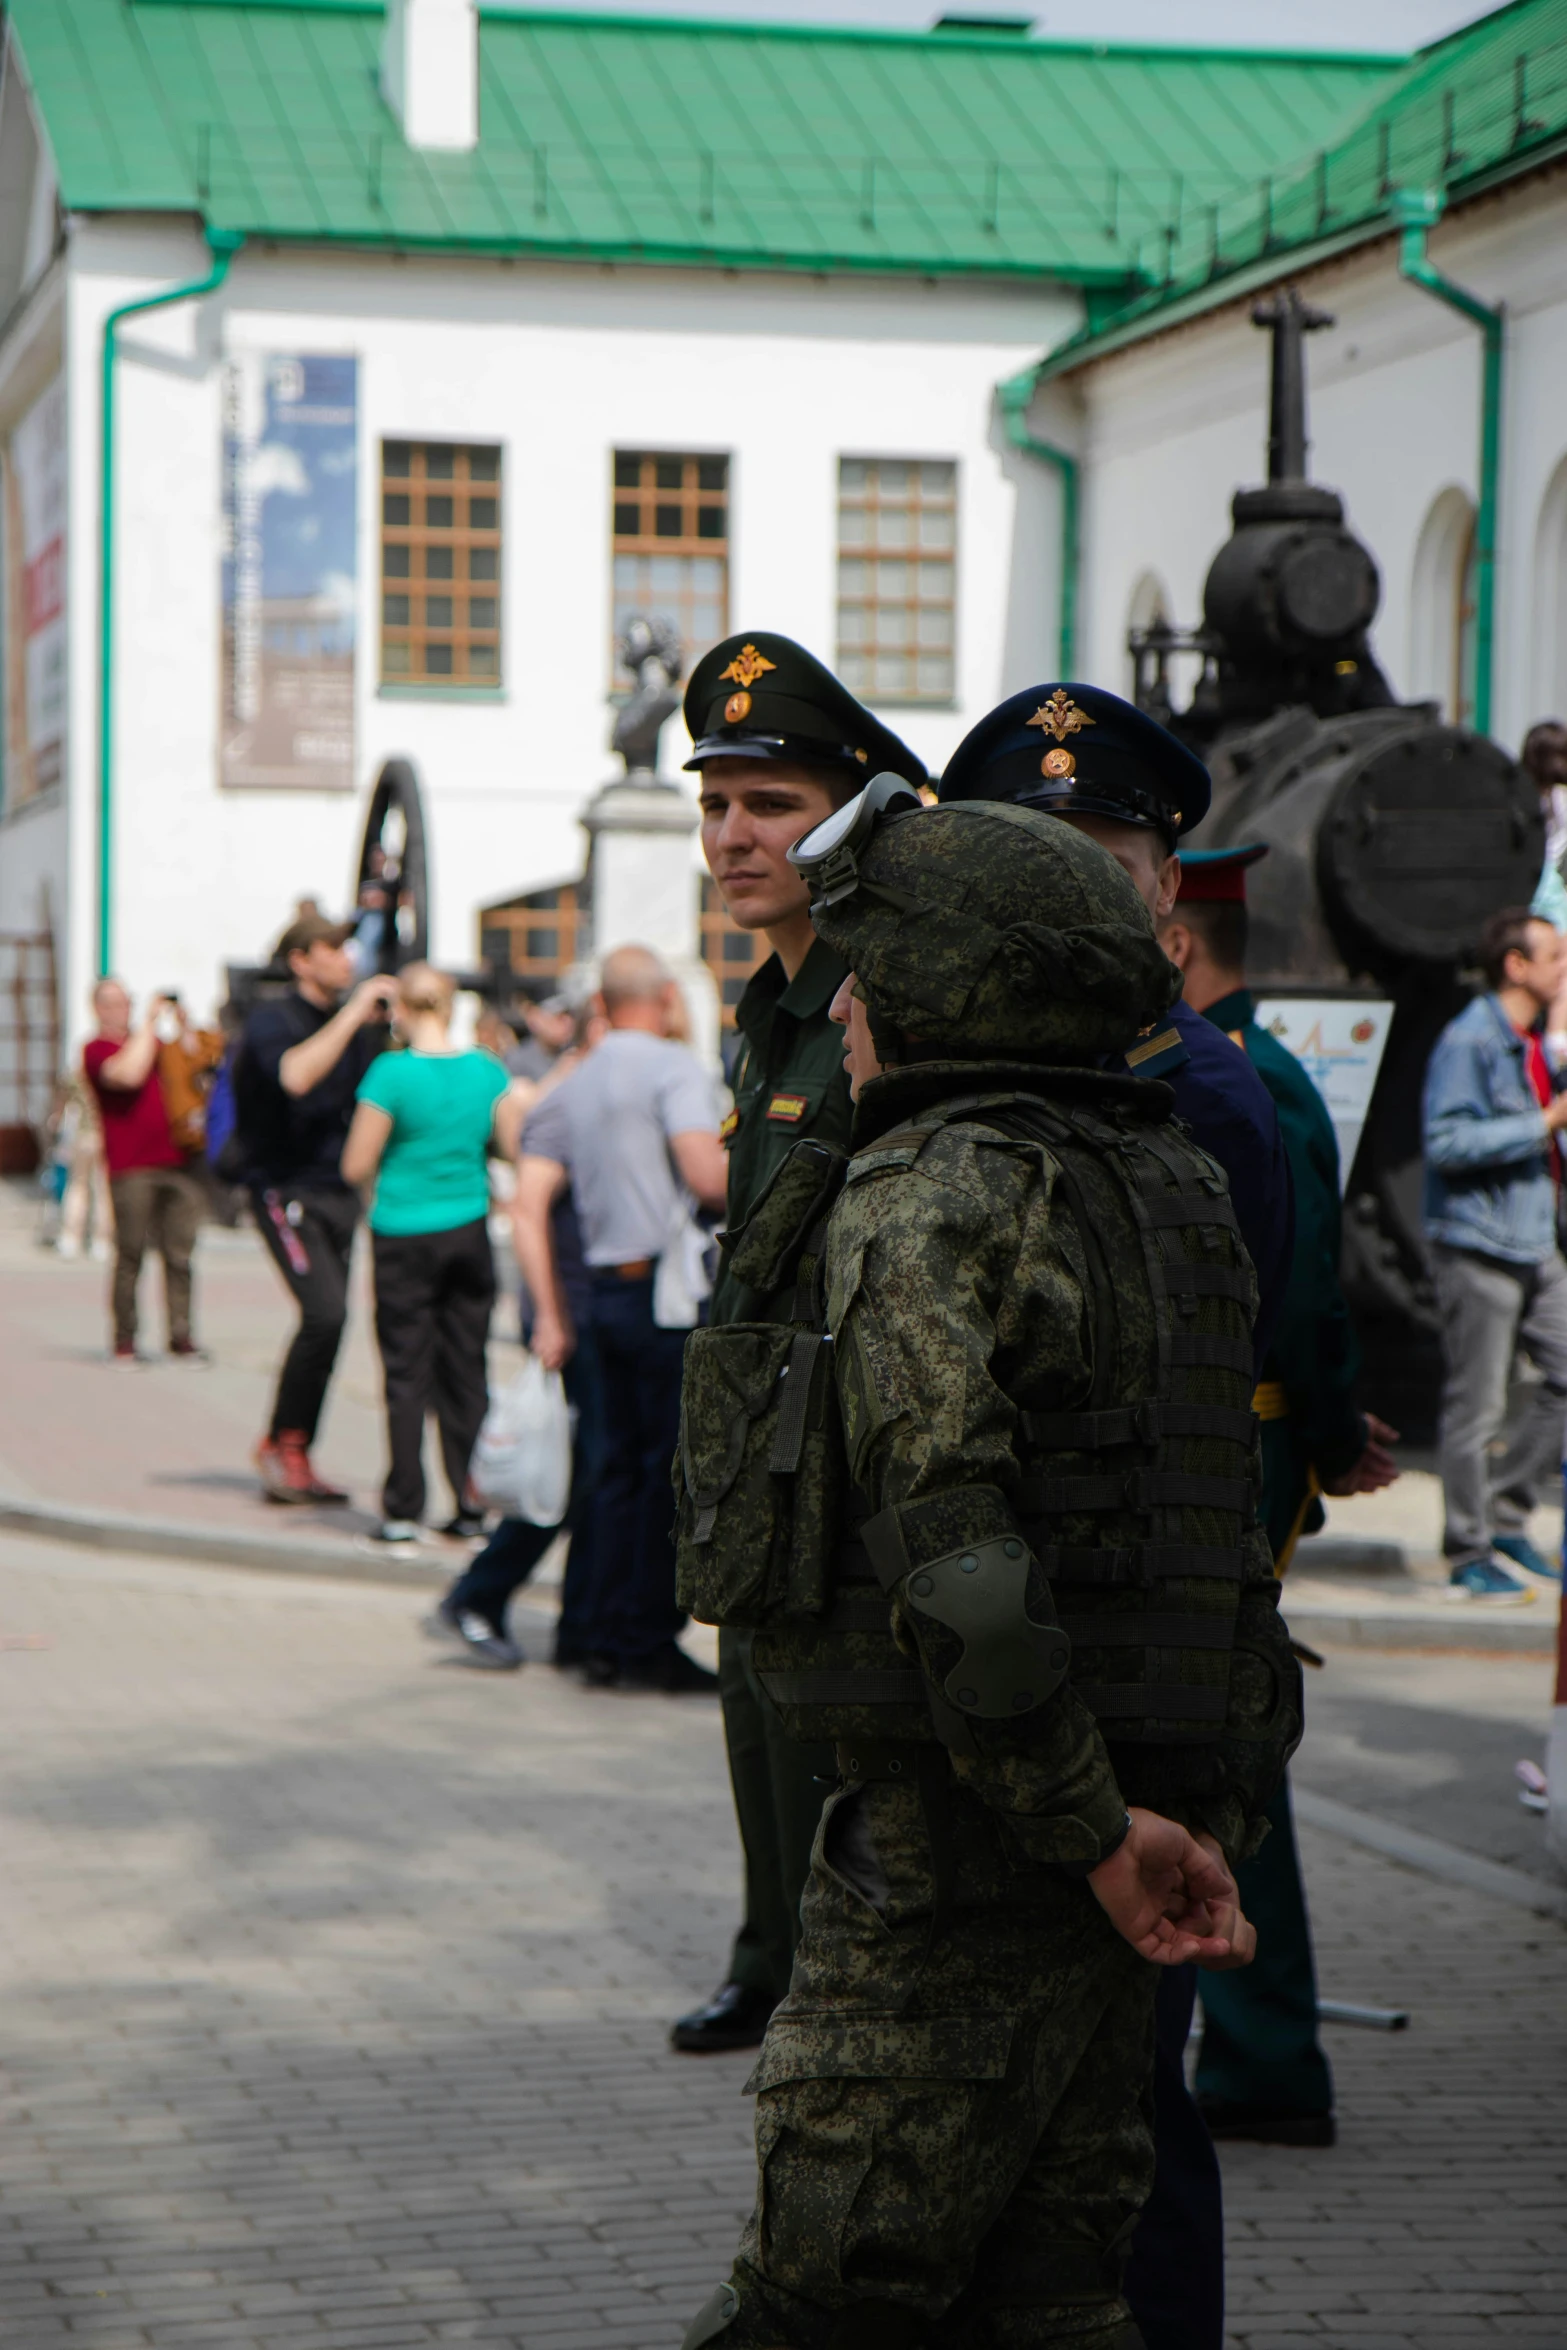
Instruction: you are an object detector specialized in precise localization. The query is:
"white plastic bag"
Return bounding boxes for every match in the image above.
[653,1196,716,1330]
[471,1354,572,1526]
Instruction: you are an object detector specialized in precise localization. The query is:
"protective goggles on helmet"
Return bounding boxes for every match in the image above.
[786,771,925,908]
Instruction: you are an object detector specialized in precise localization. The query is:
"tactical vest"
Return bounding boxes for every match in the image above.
[679,1084,1264,1757]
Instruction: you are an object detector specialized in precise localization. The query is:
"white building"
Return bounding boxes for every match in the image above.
[5,0,1559,1096]
[1013,0,1567,757]
[0,0,1404,1080]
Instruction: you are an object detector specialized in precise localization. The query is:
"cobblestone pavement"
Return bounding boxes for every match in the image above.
[0,1535,1562,2350]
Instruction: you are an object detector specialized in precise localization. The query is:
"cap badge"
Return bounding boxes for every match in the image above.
[721,643,777,690]
[1029,688,1096,743]
[724,691,752,723]
[1028,689,1095,781]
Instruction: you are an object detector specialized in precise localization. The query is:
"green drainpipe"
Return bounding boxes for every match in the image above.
[98,229,243,976]
[1391,186,1502,738]
[997,367,1078,677]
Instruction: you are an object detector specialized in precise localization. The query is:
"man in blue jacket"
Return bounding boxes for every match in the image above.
[1424,905,1567,1603]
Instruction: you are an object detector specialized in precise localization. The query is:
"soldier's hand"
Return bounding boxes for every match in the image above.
[1322,1412,1400,1496]
[1189,1831,1257,1972]
[1088,1808,1242,1967]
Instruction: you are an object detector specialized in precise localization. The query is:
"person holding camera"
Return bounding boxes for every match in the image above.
[83,978,217,1362]
[233,914,395,1504]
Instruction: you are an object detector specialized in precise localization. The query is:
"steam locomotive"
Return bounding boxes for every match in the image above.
[1130,289,1543,1435]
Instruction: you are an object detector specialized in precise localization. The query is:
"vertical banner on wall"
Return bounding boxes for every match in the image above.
[221,353,357,790]
[1,375,67,811]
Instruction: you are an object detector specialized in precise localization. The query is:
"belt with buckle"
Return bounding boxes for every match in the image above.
[598,1257,655,1280]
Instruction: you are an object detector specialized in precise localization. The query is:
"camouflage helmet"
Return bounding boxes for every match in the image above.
[811,799,1180,1063]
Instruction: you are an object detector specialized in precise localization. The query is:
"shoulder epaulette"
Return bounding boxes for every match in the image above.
[1125,1025,1190,1079]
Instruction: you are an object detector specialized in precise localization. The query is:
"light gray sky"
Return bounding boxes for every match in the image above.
[551,0,1495,50]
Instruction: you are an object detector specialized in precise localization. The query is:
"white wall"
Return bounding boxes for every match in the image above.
[1061,170,1567,768]
[60,221,1073,1036]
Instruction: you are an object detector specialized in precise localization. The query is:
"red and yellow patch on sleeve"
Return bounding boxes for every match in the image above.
[766,1092,809,1124]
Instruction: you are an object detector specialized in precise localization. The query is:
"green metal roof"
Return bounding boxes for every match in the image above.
[9,0,1405,281]
[1040,0,1567,369]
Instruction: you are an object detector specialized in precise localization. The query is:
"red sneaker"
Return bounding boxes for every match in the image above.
[255,1433,349,1506]
[276,1430,349,1505]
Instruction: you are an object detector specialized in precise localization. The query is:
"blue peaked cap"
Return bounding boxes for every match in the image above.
[937,682,1211,844]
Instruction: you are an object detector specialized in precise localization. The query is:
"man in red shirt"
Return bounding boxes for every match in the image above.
[83,980,208,1362]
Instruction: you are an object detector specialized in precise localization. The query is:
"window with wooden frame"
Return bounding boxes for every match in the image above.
[836,458,957,703]
[478,883,589,989]
[700,877,767,1025]
[611,452,728,687]
[381,442,502,686]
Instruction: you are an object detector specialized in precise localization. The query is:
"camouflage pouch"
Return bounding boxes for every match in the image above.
[718,1136,846,1299]
[675,1140,849,1627]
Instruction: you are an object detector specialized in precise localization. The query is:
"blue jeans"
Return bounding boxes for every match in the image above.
[447,1331,605,1659]
[587,1272,688,1667]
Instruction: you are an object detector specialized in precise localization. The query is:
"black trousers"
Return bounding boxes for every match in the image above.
[587,1272,687,1666]
[371,1217,496,1523]
[1124,1965,1225,2350]
[251,1185,360,1447]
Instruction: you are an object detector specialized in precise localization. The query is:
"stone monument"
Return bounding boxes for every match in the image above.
[581,617,720,1065]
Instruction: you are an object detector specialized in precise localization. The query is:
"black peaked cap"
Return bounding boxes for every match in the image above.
[938,681,1210,843]
[682,631,927,788]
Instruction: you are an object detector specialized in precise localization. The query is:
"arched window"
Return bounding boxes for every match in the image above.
[1409,486,1477,721]
[1530,454,1567,723]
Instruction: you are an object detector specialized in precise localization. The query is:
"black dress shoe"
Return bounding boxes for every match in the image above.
[619,1646,721,1695]
[1198,2096,1337,2147]
[575,1654,619,1687]
[671,1981,778,2054]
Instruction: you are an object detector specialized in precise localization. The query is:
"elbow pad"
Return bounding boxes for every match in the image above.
[863,1498,1071,1722]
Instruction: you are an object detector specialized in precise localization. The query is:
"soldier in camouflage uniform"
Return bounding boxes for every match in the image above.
[677,793,1301,2350]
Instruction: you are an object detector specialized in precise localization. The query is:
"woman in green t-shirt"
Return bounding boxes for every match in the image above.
[341,964,508,1547]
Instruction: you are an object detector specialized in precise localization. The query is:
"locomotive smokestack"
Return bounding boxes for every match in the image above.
[1252,286,1334,483]
[1184,278,1390,737]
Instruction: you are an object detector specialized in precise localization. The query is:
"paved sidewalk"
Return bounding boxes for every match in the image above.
[0,1179,519,1568]
[0,1534,1562,2350]
[7,1181,1560,1651]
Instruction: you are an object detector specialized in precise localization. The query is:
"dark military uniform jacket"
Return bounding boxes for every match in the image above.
[713,938,852,1327]
[1125,994,1294,1371]
[1205,988,1365,1563]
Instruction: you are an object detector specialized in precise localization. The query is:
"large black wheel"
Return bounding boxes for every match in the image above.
[354,758,429,973]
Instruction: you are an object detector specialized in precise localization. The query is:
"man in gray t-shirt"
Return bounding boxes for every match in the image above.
[515,946,727,1693]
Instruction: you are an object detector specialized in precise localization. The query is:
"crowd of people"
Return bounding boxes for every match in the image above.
[35,645,1567,2350]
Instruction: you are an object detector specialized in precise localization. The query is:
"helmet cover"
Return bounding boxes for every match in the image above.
[812,800,1180,1062]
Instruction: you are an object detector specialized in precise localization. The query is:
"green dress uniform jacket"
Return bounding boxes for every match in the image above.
[1204,987,1366,1563]
[711,935,851,2007]
[712,938,853,1327]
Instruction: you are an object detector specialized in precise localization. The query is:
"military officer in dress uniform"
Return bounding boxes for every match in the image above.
[939,686,1296,2350]
[940,687,1292,1361]
[670,631,928,2056]
[1158,845,1400,2150]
